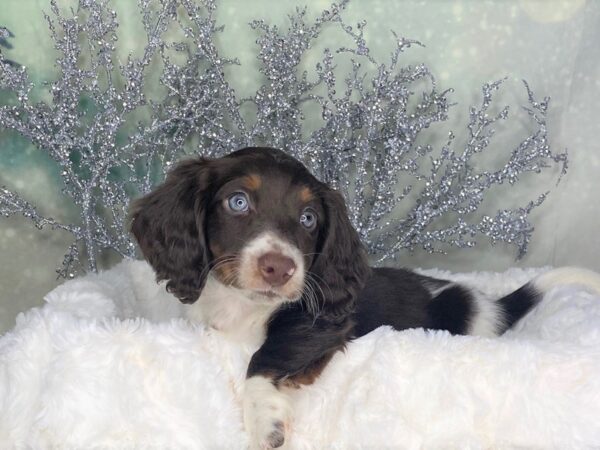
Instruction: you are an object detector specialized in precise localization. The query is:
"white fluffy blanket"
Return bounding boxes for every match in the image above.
[2,260,600,449]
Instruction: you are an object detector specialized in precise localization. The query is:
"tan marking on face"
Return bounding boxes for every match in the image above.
[214,262,239,287]
[242,174,262,191]
[299,186,314,203]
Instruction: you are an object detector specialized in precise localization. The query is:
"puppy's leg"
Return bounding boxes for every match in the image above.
[243,375,291,449]
[243,308,351,449]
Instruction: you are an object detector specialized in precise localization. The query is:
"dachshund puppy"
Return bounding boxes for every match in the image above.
[130,146,599,449]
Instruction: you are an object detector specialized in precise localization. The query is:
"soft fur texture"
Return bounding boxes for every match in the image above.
[130,148,590,448]
[2,259,600,448]
[129,148,580,449]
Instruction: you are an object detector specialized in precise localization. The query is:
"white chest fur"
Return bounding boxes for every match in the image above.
[184,276,279,351]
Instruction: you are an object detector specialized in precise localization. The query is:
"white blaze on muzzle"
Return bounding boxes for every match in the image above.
[237,231,306,301]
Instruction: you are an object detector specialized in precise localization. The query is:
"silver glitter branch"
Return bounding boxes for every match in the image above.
[0,0,568,276]
[373,79,568,261]
[0,27,17,67]
[0,188,82,277]
[0,0,176,276]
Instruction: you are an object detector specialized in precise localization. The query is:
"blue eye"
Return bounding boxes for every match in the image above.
[227,192,249,213]
[300,208,317,230]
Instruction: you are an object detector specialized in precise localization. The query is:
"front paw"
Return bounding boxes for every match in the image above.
[243,376,292,449]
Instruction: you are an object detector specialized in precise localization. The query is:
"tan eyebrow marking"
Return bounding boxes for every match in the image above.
[299,186,314,203]
[242,174,262,191]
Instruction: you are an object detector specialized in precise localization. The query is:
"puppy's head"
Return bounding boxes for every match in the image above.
[130,147,369,314]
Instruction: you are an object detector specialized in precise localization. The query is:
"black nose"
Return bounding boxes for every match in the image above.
[258,252,296,287]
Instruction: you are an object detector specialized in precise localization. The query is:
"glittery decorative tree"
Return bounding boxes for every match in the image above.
[0,0,567,277]
[0,27,16,66]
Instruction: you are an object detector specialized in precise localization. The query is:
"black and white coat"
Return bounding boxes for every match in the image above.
[130,147,600,449]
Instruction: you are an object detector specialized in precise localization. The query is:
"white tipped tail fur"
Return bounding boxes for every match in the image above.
[469,266,600,338]
[532,267,600,296]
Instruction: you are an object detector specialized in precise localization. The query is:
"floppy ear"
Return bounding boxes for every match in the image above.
[129,158,212,304]
[310,188,371,319]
